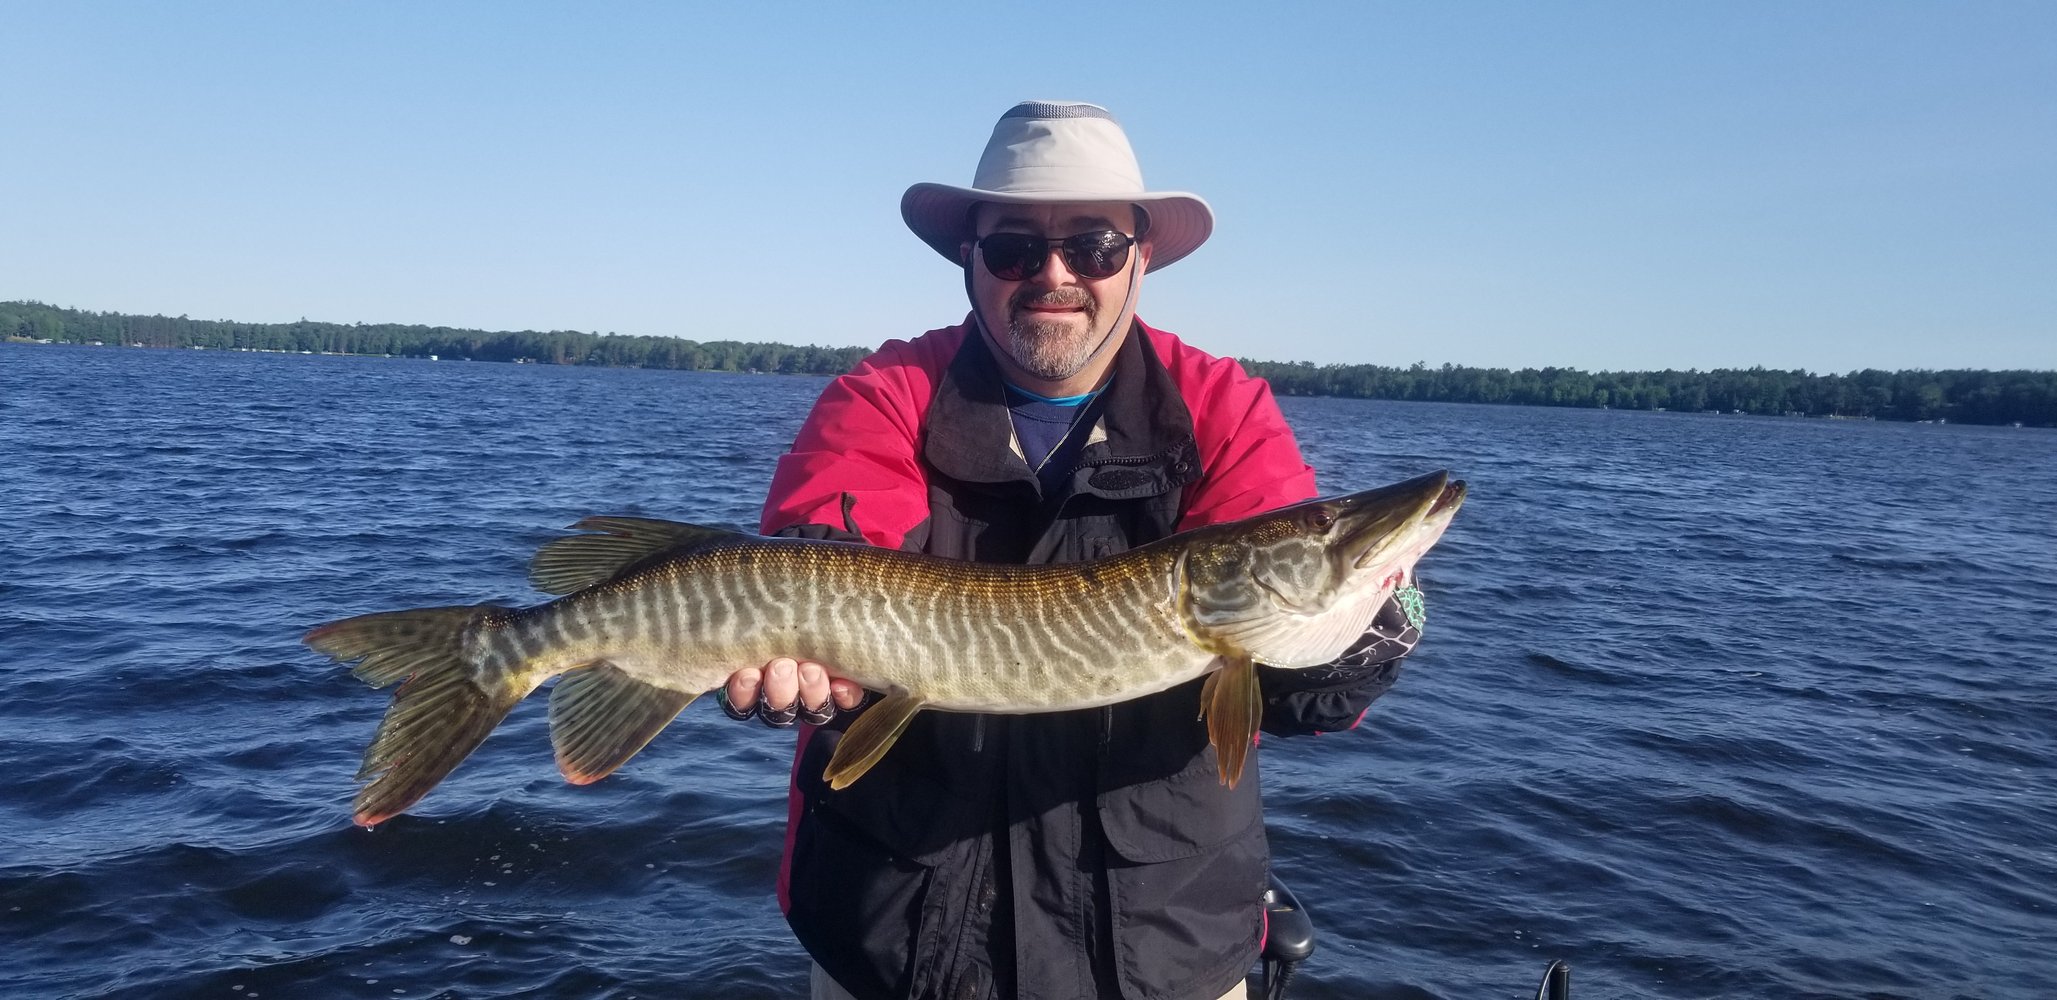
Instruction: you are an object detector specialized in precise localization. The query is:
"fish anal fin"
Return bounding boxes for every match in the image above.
[548,662,697,785]
[823,694,928,791]
[1200,654,1262,788]
[529,516,734,594]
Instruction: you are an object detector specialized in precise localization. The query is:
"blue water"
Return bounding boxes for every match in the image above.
[3,342,2053,999]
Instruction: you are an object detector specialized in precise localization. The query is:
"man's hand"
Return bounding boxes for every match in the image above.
[720,658,867,727]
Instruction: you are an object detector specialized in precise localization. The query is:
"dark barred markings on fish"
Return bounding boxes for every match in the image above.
[304,470,1466,828]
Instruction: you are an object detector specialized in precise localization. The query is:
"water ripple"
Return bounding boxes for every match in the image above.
[3,347,2052,998]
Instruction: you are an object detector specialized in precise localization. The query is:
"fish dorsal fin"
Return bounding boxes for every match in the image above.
[1199,654,1261,788]
[547,662,696,785]
[823,693,929,790]
[530,516,734,594]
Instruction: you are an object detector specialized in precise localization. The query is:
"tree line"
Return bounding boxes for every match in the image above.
[1,301,869,376]
[7,300,2052,426]
[1240,360,2056,427]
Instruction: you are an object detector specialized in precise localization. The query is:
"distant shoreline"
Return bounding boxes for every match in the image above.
[5,337,827,376]
[7,300,2053,427]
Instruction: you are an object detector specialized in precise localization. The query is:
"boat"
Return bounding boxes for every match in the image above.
[1260,873,1571,998]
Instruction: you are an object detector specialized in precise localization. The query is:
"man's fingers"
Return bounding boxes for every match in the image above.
[725,667,764,711]
[829,678,866,711]
[797,661,831,711]
[726,659,862,721]
[762,657,800,712]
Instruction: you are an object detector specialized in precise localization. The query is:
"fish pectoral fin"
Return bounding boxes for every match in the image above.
[823,693,929,791]
[1199,654,1262,789]
[548,662,697,785]
[529,516,735,594]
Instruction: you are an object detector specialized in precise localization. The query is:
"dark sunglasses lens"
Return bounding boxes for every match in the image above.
[979,234,1044,281]
[1061,232,1132,279]
[979,232,1133,280]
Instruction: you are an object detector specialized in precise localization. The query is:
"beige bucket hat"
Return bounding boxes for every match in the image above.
[901,101,1215,273]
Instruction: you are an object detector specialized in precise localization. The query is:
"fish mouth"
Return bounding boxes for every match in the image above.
[1425,478,1466,519]
[1336,471,1467,570]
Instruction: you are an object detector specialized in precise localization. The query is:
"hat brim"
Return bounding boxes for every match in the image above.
[901,183,1213,273]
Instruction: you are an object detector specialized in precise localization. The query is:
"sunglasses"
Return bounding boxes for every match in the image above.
[974,230,1137,281]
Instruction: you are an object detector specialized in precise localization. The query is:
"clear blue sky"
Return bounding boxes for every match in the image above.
[4,2,2052,373]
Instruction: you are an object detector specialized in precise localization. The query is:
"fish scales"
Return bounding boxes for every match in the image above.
[506,542,1182,710]
[306,471,1465,826]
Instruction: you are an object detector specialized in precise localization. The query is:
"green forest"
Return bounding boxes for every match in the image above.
[1,301,869,375]
[1241,360,2057,427]
[7,300,2053,427]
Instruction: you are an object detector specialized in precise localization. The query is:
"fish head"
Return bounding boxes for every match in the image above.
[1326,469,1467,585]
[1180,471,1466,666]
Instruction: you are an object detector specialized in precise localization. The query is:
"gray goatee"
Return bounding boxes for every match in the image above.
[1005,289,1104,381]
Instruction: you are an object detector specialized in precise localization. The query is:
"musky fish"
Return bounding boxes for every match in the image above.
[305,470,1466,827]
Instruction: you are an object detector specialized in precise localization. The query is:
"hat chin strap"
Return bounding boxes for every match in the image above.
[965,254,1142,387]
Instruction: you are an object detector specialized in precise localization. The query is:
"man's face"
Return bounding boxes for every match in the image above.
[967,202,1150,386]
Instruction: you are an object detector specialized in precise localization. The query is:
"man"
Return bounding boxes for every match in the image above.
[718,102,1425,1000]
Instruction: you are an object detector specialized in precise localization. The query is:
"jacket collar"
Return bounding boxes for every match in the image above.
[924,316,1203,500]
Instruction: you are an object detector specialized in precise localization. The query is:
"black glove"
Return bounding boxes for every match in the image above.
[1257,585,1426,735]
[1276,586,1424,691]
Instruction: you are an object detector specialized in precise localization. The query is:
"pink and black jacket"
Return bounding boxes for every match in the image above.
[761,318,1418,1000]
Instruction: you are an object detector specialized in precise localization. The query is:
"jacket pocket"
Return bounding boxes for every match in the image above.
[1100,767,1269,1000]
[1095,682,1263,863]
[785,776,938,1000]
[797,719,988,867]
[1096,743,1263,864]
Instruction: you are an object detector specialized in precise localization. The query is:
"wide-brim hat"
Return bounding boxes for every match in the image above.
[902,101,1214,273]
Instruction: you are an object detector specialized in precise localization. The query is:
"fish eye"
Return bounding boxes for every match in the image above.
[1309,508,1335,531]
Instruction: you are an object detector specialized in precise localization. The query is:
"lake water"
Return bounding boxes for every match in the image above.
[3,342,2052,999]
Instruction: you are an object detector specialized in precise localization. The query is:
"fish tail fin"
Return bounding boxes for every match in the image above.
[304,605,531,827]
